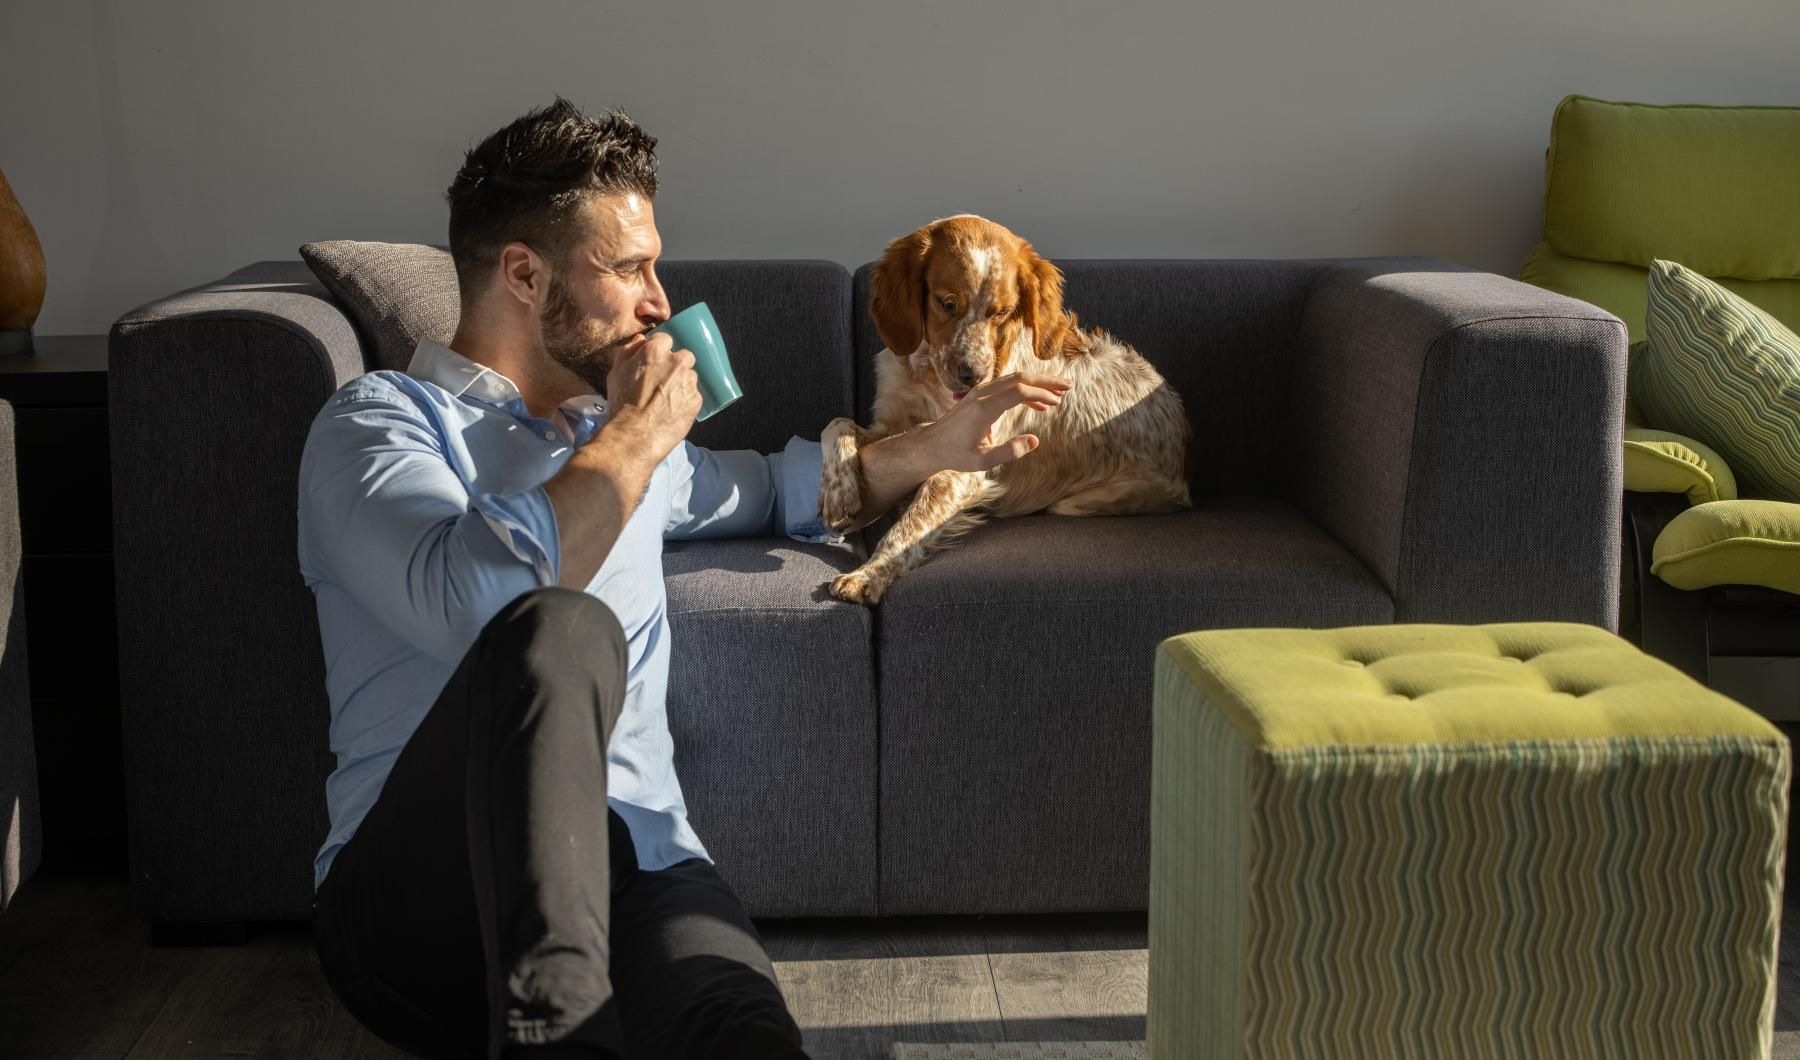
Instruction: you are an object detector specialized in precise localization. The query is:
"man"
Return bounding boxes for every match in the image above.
[301,98,1069,1060]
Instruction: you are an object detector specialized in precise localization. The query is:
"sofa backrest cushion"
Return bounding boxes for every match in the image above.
[854,259,1329,496]
[1542,95,1800,282]
[300,241,857,454]
[1522,95,1800,342]
[658,261,856,454]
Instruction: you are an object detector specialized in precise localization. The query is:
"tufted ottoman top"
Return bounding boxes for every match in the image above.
[1156,622,1779,750]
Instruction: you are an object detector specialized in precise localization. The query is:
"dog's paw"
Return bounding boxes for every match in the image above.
[819,465,864,534]
[818,418,866,533]
[830,569,888,606]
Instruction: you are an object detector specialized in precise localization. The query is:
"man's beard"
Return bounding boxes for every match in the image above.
[539,273,640,395]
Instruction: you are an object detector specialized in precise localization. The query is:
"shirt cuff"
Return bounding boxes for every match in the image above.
[769,436,842,544]
[473,487,560,585]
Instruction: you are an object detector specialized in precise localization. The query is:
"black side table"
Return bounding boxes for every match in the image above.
[0,334,123,874]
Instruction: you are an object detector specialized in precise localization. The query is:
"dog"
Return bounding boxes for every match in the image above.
[820,214,1192,604]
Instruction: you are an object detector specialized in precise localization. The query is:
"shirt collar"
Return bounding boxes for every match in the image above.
[407,339,608,444]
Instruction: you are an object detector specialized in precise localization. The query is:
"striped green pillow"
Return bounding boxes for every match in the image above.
[1630,259,1800,501]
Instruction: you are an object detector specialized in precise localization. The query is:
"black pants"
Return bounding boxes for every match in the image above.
[312,588,810,1060]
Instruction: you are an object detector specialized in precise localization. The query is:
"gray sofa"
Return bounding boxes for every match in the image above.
[109,255,1626,927]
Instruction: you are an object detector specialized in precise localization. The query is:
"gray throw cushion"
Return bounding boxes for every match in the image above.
[299,240,462,371]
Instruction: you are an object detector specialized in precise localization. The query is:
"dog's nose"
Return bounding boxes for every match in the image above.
[954,368,981,391]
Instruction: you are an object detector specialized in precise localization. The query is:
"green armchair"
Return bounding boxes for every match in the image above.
[1521,94,1800,684]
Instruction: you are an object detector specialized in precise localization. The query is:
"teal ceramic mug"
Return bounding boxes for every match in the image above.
[648,302,742,421]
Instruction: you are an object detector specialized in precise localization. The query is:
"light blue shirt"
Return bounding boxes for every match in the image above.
[298,340,832,889]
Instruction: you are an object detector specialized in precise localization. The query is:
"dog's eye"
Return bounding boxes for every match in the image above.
[938,297,956,314]
[991,306,1013,319]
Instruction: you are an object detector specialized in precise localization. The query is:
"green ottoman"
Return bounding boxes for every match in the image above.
[1149,623,1789,1059]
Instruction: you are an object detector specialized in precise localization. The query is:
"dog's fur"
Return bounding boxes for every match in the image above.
[821,214,1192,604]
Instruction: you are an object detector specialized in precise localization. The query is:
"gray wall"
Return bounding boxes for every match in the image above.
[4,0,1797,334]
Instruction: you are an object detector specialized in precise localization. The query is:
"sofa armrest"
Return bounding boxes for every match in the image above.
[1290,257,1628,628]
[110,262,368,922]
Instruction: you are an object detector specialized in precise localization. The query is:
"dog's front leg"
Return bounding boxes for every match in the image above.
[819,416,878,534]
[830,470,991,605]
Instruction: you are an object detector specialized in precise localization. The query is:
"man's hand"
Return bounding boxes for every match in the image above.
[914,372,1071,472]
[848,373,1071,532]
[542,334,700,590]
[601,333,702,464]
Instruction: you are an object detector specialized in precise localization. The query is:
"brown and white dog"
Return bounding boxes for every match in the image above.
[820,214,1192,604]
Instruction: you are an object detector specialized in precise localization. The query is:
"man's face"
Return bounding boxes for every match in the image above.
[538,192,670,393]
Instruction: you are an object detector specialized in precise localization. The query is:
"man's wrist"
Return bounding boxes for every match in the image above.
[580,414,659,496]
[859,426,938,499]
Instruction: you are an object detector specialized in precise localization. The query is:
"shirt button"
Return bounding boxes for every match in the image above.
[543,430,557,441]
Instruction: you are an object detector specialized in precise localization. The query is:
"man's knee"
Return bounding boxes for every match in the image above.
[486,586,624,647]
[476,587,627,725]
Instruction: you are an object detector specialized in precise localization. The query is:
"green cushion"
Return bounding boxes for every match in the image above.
[1150,622,1787,1058]
[1624,427,1738,504]
[1156,622,1777,747]
[1521,242,1800,343]
[1652,499,1800,594]
[1542,95,1800,281]
[1630,259,1800,502]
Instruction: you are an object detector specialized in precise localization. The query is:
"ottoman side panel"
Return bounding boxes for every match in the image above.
[1242,737,1788,1060]
[1150,653,1255,1060]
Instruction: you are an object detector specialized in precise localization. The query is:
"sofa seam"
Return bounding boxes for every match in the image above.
[1652,535,1800,569]
[1258,733,1787,759]
[667,604,867,617]
[860,596,1391,610]
[1438,311,1628,331]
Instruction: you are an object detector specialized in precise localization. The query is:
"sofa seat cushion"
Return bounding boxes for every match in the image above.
[1520,243,1800,344]
[872,497,1394,915]
[1652,499,1800,595]
[660,537,877,916]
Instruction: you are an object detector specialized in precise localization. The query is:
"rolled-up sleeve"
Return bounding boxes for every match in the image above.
[471,490,559,587]
[664,436,837,543]
[298,383,560,663]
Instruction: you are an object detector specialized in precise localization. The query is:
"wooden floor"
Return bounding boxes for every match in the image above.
[0,873,1148,1060]
[763,911,1148,1058]
[2,871,1798,1059]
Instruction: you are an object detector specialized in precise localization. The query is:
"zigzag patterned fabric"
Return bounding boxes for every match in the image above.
[1631,259,1800,502]
[1149,623,1789,1060]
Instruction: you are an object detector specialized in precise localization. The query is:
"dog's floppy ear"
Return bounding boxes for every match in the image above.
[871,228,932,358]
[1017,243,1073,360]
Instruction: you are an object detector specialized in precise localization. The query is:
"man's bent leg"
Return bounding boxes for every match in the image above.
[468,589,629,1056]
[313,587,629,1059]
[610,859,811,1060]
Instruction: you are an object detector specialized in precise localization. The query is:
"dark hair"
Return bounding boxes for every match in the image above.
[445,97,658,300]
